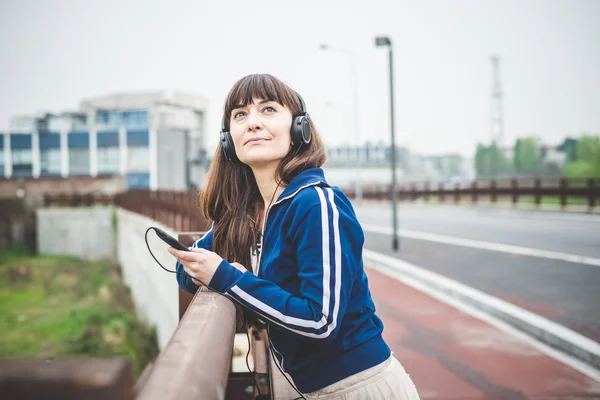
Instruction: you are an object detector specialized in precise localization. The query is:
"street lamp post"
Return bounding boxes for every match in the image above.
[375,36,399,251]
[320,44,363,205]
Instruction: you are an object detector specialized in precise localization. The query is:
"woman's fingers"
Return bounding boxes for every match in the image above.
[169,247,221,286]
[169,247,204,262]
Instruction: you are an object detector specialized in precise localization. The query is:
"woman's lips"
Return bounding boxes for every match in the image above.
[245,138,268,145]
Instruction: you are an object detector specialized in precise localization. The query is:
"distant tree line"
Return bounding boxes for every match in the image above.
[474,134,600,179]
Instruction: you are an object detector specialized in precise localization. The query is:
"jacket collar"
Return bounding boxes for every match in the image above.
[274,168,329,205]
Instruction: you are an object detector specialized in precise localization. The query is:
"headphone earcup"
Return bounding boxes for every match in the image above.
[220,130,238,163]
[292,115,312,146]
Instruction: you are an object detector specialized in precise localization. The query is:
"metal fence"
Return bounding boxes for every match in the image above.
[345,177,599,209]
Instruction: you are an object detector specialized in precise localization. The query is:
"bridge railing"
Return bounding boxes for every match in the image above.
[43,177,600,212]
[343,177,599,210]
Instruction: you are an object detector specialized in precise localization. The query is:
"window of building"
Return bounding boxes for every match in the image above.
[12,149,33,175]
[96,110,120,128]
[122,110,148,129]
[0,149,4,176]
[40,148,61,175]
[69,148,90,175]
[97,147,120,174]
[96,111,109,125]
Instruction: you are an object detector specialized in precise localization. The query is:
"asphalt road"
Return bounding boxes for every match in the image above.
[354,203,600,343]
[355,203,600,258]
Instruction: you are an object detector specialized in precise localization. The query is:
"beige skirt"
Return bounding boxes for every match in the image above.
[303,355,420,400]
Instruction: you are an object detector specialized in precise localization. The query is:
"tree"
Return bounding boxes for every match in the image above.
[513,137,542,174]
[474,141,511,178]
[577,135,600,165]
[513,138,523,172]
[563,134,600,178]
[557,137,578,163]
[474,144,487,177]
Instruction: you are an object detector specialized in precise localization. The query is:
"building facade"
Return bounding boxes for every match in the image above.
[1,91,208,190]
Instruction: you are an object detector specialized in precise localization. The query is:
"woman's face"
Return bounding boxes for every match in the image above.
[229,97,293,168]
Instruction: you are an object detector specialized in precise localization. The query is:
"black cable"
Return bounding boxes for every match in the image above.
[267,325,307,400]
[144,228,262,398]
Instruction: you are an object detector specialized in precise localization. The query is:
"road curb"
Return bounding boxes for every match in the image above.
[363,249,600,372]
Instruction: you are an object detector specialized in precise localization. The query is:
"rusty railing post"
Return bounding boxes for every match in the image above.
[534,178,541,207]
[490,180,497,204]
[511,179,518,206]
[560,178,567,209]
[587,178,596,210]
[453,183,460,204]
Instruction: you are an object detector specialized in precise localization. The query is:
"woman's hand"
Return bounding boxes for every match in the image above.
[168,247,224,286]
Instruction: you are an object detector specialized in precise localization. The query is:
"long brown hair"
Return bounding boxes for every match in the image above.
[200,74,326,270]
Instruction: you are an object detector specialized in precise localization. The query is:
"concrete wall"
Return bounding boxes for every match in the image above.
[36,206,181,350]
[37,206,115,260]
[116,208,179,349]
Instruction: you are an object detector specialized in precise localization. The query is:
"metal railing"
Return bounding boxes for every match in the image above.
[42,177,600,213]
[343,177,599,209]
[114,190,210,233]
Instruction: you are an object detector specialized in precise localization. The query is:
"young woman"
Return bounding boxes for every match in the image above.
[170,74,420,399]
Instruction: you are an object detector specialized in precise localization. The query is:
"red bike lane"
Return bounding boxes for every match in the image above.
[365,267,600,399]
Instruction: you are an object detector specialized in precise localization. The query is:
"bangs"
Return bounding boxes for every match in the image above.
[223,74,299,128]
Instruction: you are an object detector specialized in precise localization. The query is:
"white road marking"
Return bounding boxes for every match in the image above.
[361,223,600,267]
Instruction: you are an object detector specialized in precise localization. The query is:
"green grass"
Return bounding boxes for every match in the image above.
[518,196,590,206]
[0,249,158,377]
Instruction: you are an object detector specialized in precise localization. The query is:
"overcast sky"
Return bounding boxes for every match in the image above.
[1,0,598,157]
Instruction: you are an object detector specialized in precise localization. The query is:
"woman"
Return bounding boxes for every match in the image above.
[170,74,420,399]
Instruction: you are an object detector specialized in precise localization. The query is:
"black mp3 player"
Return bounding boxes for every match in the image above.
[153,227,190,252]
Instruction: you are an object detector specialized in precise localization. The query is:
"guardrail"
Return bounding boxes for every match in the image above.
[344,177,599,209]
[114,190,210,233]
[42,177,600,213]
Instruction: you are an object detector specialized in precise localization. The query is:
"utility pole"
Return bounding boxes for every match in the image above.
[490,55,504,146]
[375,36,399,251]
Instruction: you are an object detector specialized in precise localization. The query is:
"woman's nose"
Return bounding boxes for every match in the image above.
[246,110,263,131]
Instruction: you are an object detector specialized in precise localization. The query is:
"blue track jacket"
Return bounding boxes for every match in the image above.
[176,168,390,393]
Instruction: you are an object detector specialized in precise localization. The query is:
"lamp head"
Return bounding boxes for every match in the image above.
[375,36,391,47]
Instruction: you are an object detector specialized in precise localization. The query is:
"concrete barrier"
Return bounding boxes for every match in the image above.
[37,206,115,260]
[36,206,180,350]
[116,208,180,350]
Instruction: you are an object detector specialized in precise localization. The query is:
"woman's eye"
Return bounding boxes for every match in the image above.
[233,111,246,119]
[263,106,276,112]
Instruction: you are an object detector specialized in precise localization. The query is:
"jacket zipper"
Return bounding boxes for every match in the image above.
[256,181,322,278]
[256,181,323,377]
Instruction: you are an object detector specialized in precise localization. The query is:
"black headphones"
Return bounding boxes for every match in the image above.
[219,91,312,163]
